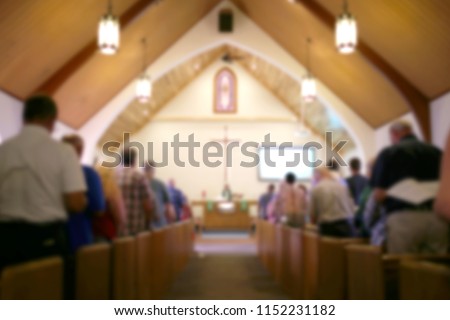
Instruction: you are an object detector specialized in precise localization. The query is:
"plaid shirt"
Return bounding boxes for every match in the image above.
[116,167,154,236]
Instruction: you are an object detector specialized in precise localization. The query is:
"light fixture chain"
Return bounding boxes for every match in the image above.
[306,37,312,76]
[142,38,147,73]
[343,0,349,13]
[108,0,113,15]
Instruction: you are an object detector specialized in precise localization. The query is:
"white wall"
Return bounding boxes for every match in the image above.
[0,91,22,143]
[431,91,450,149]
[80,0,374,164]
[373,92,450,153]
[0,90,76,144]
[121,60,329,206]
[52,121,76,140]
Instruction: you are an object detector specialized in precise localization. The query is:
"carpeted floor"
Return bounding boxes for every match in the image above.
[166,232,288,300]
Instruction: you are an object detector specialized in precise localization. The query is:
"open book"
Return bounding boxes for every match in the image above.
[387,178,440,205]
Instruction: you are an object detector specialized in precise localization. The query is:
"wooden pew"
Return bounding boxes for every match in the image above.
[317,237,366,300]
[76,243,111,300]
[266,222,277,275]
[0,221,193,301]
[302,230,319,299]
[1,257,63,300]
[171,224,181,275]
[112,237,136,300]
[150,228,167,299]
[256,219,264,262]
[257,220,269,269]
[136,232,152,300]
[346,244,450,299]
[182,220,193,268]
[400,260,450,299]
[288,227,303,299]
[181,221,193,267]
[280,225,292,292]
[274,224,283,283]
[165,226,175,284]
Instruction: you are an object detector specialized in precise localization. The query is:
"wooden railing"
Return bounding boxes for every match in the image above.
[0,220,194,300]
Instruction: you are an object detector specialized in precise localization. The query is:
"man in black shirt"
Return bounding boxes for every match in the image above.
[346,158,369,204]
[371,121,448,254]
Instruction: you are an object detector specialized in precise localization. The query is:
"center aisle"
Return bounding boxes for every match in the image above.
[166,232,288,300]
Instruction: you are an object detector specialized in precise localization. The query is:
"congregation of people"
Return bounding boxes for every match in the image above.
[1,94,450,276]
[0,96,190,272]
[259,120,450,255]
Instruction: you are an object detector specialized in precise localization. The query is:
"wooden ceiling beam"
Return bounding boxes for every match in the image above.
[34,0,160,95]
[294,0,431,141]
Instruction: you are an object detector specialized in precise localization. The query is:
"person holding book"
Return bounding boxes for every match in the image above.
[371,120,447,254]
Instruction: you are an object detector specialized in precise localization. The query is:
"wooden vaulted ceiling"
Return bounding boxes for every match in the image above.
[100,44,356,155]
[99,45,227,146]
[0,0,222,128]
[228,46,356,152]
[0,0,449,139]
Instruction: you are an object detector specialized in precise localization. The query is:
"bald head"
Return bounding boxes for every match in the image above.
[390,120,413,144]
[313,166,333,183]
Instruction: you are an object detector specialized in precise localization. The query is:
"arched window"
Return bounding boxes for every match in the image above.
[214,67,237,113]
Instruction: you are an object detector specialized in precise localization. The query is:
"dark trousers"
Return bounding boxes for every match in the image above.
[0,221,75,298]
[319,219,355,238]
[0,221,69,270]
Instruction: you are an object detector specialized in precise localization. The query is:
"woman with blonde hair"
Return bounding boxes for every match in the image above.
[92,165,126,241]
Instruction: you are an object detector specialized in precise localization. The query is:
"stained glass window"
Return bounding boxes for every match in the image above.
[214,67,237,113]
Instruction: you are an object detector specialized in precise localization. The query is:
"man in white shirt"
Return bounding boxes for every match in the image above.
[309,167,355,237]
[0,95,87,270]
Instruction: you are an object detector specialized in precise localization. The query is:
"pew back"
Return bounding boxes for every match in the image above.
[347,244,450,299]
[279,226,291,292]
[288,227,303,299]
[150,228,167,299]
[400,260,450,299]
[346,245,384,299]
[1,257,63,300]
[274,224,284,283]
[136,232,152,300]
[302,230,319,299]
[266,222,276,275]
[112,237,136,300]
[76,243,111,300]
[318,237,366,300]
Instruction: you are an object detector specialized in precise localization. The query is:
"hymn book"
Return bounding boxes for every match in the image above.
[387,178,440,205]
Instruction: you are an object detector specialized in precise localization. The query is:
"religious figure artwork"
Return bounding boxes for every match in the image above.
[214,67,237,113]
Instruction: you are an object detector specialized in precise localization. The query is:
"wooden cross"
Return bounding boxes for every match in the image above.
[212,126,241,185]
